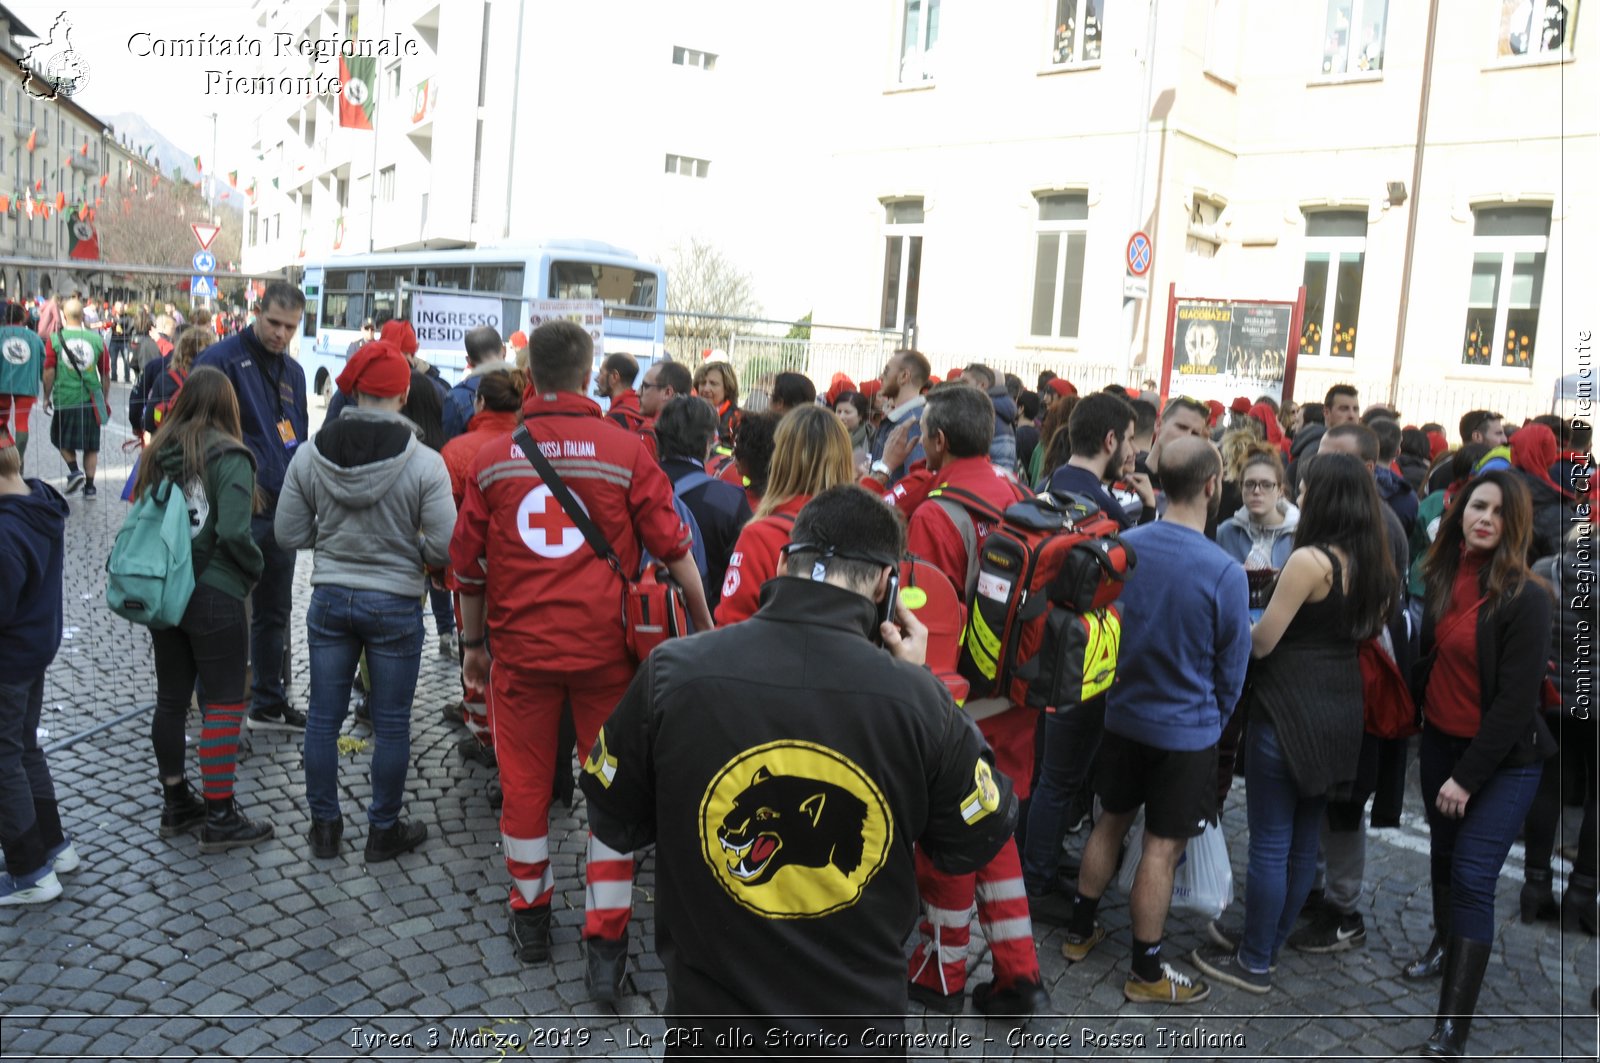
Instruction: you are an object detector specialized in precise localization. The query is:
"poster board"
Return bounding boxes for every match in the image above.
[1159,285,1306,409]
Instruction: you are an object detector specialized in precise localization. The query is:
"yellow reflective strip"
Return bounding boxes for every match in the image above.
[1081,610,1121,701]
[965,608,1001,680]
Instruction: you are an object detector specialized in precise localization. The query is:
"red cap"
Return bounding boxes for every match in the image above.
[825,372,856,405]
[508,330,528,348]
[379,319,419,356]
[1230,396,1252,415]
[337,340,412,398]
[1046,378,1077,398]
[859,379,882,398]
[1205,399,1225,426]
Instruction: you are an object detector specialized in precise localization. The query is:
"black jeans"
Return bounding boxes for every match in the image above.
[0,672,58,877]
[151,584,249,779]
[249,513,296,714]
[1524,713,1599,879]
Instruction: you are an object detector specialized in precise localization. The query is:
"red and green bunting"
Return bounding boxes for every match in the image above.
[338,56,377,129]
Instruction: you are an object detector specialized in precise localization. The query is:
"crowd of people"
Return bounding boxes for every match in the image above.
[0,282,1594,1058]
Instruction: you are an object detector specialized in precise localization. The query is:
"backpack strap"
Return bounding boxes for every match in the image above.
[672,470,715,497]
[926,485,1006,599]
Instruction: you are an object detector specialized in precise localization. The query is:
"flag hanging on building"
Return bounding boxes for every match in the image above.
[67,207,100,261]
[79,142,87,156]
[338,56,377,129]
[99,174,108,187]
[54,191,64,210]
[25,129,35,152]
[192,155,202,172]
[227,170,237,187]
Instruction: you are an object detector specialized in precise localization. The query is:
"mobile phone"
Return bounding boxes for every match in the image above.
[874,566,901,645]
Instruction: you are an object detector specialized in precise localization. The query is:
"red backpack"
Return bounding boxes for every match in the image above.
[928,488,1135,714]
[899,556,968,706]
[151,366,188,427]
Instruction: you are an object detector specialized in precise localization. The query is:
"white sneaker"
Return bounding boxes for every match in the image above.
[47,838,80,874]
[0,869,62,906]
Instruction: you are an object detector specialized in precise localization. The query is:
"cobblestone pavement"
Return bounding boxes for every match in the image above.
[1,386,1596,1061]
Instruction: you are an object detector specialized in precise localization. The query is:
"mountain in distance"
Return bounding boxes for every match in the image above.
[102,112,245,216]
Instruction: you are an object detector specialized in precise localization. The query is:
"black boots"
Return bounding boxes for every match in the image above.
[508,906,551,963]
[1519,868,1558,923]
[308,820,343,860]
[159,780,207,838]
[1421,936,1492,1059]
[1563,873,1598,935]
[585,935,628,1004]
[198,798,274,854]
[1404,884,1450,980]
[364,818,427,863]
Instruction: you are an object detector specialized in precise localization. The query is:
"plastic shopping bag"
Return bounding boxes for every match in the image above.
[1115,813,1234,920]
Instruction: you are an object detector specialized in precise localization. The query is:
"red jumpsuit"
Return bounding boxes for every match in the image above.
[605,388,656,461]
[451,390,692,941]
[903,455,1041,999]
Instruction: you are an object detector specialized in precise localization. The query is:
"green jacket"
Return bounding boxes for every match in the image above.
[1408,487,1450,599]
[155,429,263,599]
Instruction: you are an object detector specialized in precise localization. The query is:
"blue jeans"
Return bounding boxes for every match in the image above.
[1022,700,1102,890]
[428,586,454,637]
[249,514,296,714]
[1421,726,1543,943]
[1240,719,1327,971]
[303,586,423,827]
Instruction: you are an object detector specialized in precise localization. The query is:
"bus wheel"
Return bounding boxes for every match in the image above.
[316,371,332,403]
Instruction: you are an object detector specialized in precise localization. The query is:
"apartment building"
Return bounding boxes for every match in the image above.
[241,1,1595,422]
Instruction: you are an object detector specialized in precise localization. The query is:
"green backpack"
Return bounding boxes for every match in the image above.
[106,479,195,628]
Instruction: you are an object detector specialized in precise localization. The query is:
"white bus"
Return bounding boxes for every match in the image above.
[297,239,667,398]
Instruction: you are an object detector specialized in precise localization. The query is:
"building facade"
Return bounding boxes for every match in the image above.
[241,0,1596,426]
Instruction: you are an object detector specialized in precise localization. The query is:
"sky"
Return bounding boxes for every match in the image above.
[10,0,263,173]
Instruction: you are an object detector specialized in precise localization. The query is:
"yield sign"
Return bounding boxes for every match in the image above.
[191,223,221,251]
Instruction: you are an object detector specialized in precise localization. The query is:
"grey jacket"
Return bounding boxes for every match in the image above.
[275,407,456,598]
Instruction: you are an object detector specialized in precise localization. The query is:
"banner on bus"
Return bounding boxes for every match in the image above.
[1158,284,1306,409]
[412,291,506,353]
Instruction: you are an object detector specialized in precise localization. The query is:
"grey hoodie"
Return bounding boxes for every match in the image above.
[1216,499,1301,571]
[275,406,457,598]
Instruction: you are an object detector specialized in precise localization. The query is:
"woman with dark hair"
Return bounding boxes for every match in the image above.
[1398,428,1433,493]
[729,409,779,511]
[1216,447,1300,615]
[1405,471,1554,1058]
[1193,452,1397,995]
[1030,392,1080,489]
[713,406,854,625]
[833,390,872,455]
[133,366,272,853]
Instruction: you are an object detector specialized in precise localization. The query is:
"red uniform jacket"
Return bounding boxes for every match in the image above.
[442,409,520,507]
[451,391,692,672]
[606,388,657,461]
[712,494,808,626]
[907,457,1029,595]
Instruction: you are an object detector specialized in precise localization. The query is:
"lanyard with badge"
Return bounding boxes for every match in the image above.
[257,352,297,450]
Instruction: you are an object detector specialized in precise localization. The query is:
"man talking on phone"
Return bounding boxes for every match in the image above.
[581,484,1016,1054]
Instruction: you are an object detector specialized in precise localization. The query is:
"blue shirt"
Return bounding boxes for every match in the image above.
[1105,521,1251,751]
[1047,463,1132,530]
[193,326,308,506]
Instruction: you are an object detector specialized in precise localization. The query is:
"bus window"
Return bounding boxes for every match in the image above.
[321,293,366,330]
[326,269,366,290]
[551,261,659,321]
[372,291,398,325]
[418,266,470,289]
[368,268,413,291]
[473,264,525,295]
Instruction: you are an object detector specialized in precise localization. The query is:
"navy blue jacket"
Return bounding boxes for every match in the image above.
[443,375,483,440]
[1375,465,1418,538]
[193,326,308,506]
[0,480,68,677]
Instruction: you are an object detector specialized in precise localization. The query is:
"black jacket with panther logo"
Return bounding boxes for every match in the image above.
[582,576,1015,1054]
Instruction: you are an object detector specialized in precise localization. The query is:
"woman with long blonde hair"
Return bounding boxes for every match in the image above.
[714,404,854,624]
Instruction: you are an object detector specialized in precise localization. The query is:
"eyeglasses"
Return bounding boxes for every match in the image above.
[1242,480,1280,493]
[639,381,664,391]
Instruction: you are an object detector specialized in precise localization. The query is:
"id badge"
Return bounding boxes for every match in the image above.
[277,418,298,449]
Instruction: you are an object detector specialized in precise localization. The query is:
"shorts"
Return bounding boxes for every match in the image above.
[1093,729,1218,840]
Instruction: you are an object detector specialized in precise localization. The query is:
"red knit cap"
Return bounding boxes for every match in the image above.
[1230,396,1252,415]
[509,330,528,348]
[337,341,411,398]
[826,372,857,405]
[1046,378,1077,398]
[379,319,419,356]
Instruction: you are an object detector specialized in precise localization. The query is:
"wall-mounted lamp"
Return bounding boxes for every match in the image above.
[1387,181,1408,207]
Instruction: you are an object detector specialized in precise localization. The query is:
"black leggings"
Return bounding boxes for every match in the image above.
[150,584,249,780]
[1524,714,1598,879]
